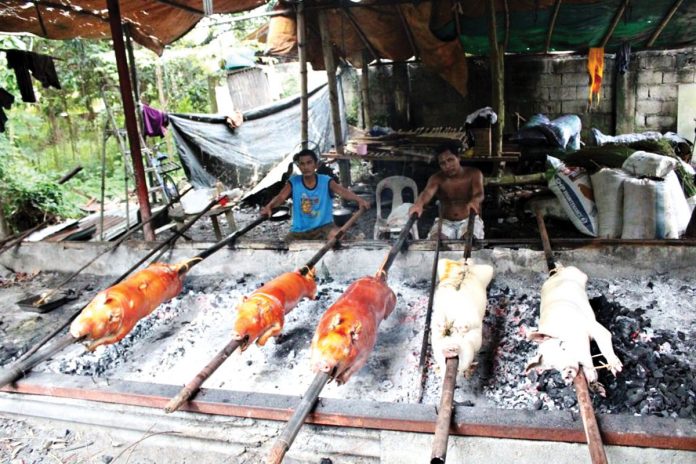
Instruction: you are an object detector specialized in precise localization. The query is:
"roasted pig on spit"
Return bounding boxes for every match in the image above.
[231,270,317,349]
[310,276,396,384]
[526,265,623,384]
[70,262,186,350]
[431,258,494,376]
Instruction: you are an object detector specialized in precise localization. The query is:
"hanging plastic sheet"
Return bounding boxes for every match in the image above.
[169,80,345,189]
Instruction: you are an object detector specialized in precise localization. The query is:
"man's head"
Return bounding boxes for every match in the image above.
[435,141,462,177]
[293,149,319,176]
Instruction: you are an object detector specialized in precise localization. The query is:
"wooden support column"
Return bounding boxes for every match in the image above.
[297,0,308,148]
[487,0,504,157]
[360,49,372,130]
[106,0,154,240]
[391,62,410,130]
[318,10,351,187]
[614,59,636,134]
[0,197,9,238]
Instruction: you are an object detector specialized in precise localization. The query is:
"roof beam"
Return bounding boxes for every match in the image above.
[600,0,629,48]
[34,0,108,22]
[646,0,684,48]
[503,0,510,52]
[341,7,380,62]
[32,2,48,37]
[152,0,204,15]
[544,0,561,53]
[395,5,419,60]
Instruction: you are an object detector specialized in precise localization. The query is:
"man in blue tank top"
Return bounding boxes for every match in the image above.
[261,149,370,240]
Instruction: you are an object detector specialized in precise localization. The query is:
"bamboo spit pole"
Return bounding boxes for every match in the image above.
[35,186,193,307]
[269,214,418,464]
[417,208,443,402]
[1,205,274,389]
[430,213,477,463]
[535,209,608,464]
[165,209,365,413]
[0,333,82,388]
[8,195,226,369]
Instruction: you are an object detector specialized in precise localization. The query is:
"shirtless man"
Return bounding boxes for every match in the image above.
[408,142,485,239]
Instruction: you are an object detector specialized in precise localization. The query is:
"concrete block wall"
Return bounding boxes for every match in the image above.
[357,47,695,140]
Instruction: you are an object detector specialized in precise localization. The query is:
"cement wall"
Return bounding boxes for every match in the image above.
[360,48,696,140]
[1,241,695,282]
[0,393,692,464]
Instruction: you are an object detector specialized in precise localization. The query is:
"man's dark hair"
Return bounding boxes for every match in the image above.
[435,141,462,158]
[293,149,319,164]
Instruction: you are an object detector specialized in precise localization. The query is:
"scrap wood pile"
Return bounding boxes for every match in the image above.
[333,127,470,161]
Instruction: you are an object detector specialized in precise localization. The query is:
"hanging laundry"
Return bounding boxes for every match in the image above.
[587,48,604,109]
[617,42,631,75]
[141,103,169,138]
[5,50,61,103]
[5,50,35,102]
[0,87,14,133]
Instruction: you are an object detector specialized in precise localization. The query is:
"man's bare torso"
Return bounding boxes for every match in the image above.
[434,167,480,220]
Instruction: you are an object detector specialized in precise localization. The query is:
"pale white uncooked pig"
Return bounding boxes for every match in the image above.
[431,258,494,376]
[526,265,623,384]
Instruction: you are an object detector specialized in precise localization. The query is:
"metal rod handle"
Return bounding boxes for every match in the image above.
[430,356,459,463]
[534,208,556,272]
[300,208,365,275]
[463,212,477,260]
[0,334,79,389]
[376,213,418,278]
[165,337,244,413]
[574,370,609,464]
[268,371,331,464]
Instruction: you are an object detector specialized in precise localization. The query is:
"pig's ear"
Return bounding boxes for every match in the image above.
[525,354,543,374]
[527,331,552,342]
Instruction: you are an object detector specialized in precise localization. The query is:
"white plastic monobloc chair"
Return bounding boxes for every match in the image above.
[373,176,420,240]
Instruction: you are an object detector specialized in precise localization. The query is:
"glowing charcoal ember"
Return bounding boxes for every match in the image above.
[69,263,185,350]
[310,276,396,384]
[431,258,494,376]
[526,265,623,383]
[232,270,317,349]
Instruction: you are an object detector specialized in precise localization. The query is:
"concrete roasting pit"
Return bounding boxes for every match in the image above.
[0,239,695,463]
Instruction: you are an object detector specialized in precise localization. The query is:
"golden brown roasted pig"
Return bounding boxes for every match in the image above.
[310,276,396,384]
[70,263,185,350]
[231,270,317,349]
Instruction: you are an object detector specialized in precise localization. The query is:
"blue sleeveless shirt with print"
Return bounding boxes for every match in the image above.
[289,174,334,232]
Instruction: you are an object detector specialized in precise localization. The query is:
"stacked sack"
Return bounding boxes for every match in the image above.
[547,151,694,239]
[619,151,691,239]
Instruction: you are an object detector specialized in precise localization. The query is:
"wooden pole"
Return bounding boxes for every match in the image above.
[318,10,351,186]
[486,0,504,157]
[106,0,154,241]
[574,370,609,464]
[600,0,629,49]
[360,49,372,130]
[646,0,684,48]
[545,0,562,53]
[297,1,309,149]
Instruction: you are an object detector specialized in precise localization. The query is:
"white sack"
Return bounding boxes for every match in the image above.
[590,168,629,238]
[622,151,677,178]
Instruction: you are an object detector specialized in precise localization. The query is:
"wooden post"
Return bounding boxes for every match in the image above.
[155,59,175,156]
[106,0,154,240]
[614,57,636,135]
[487,0,504,157]
[0,196,9,238]
[297,0,309,149]
[360,49,372,130]
[391,62,410,130]
[318,10,351,187]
